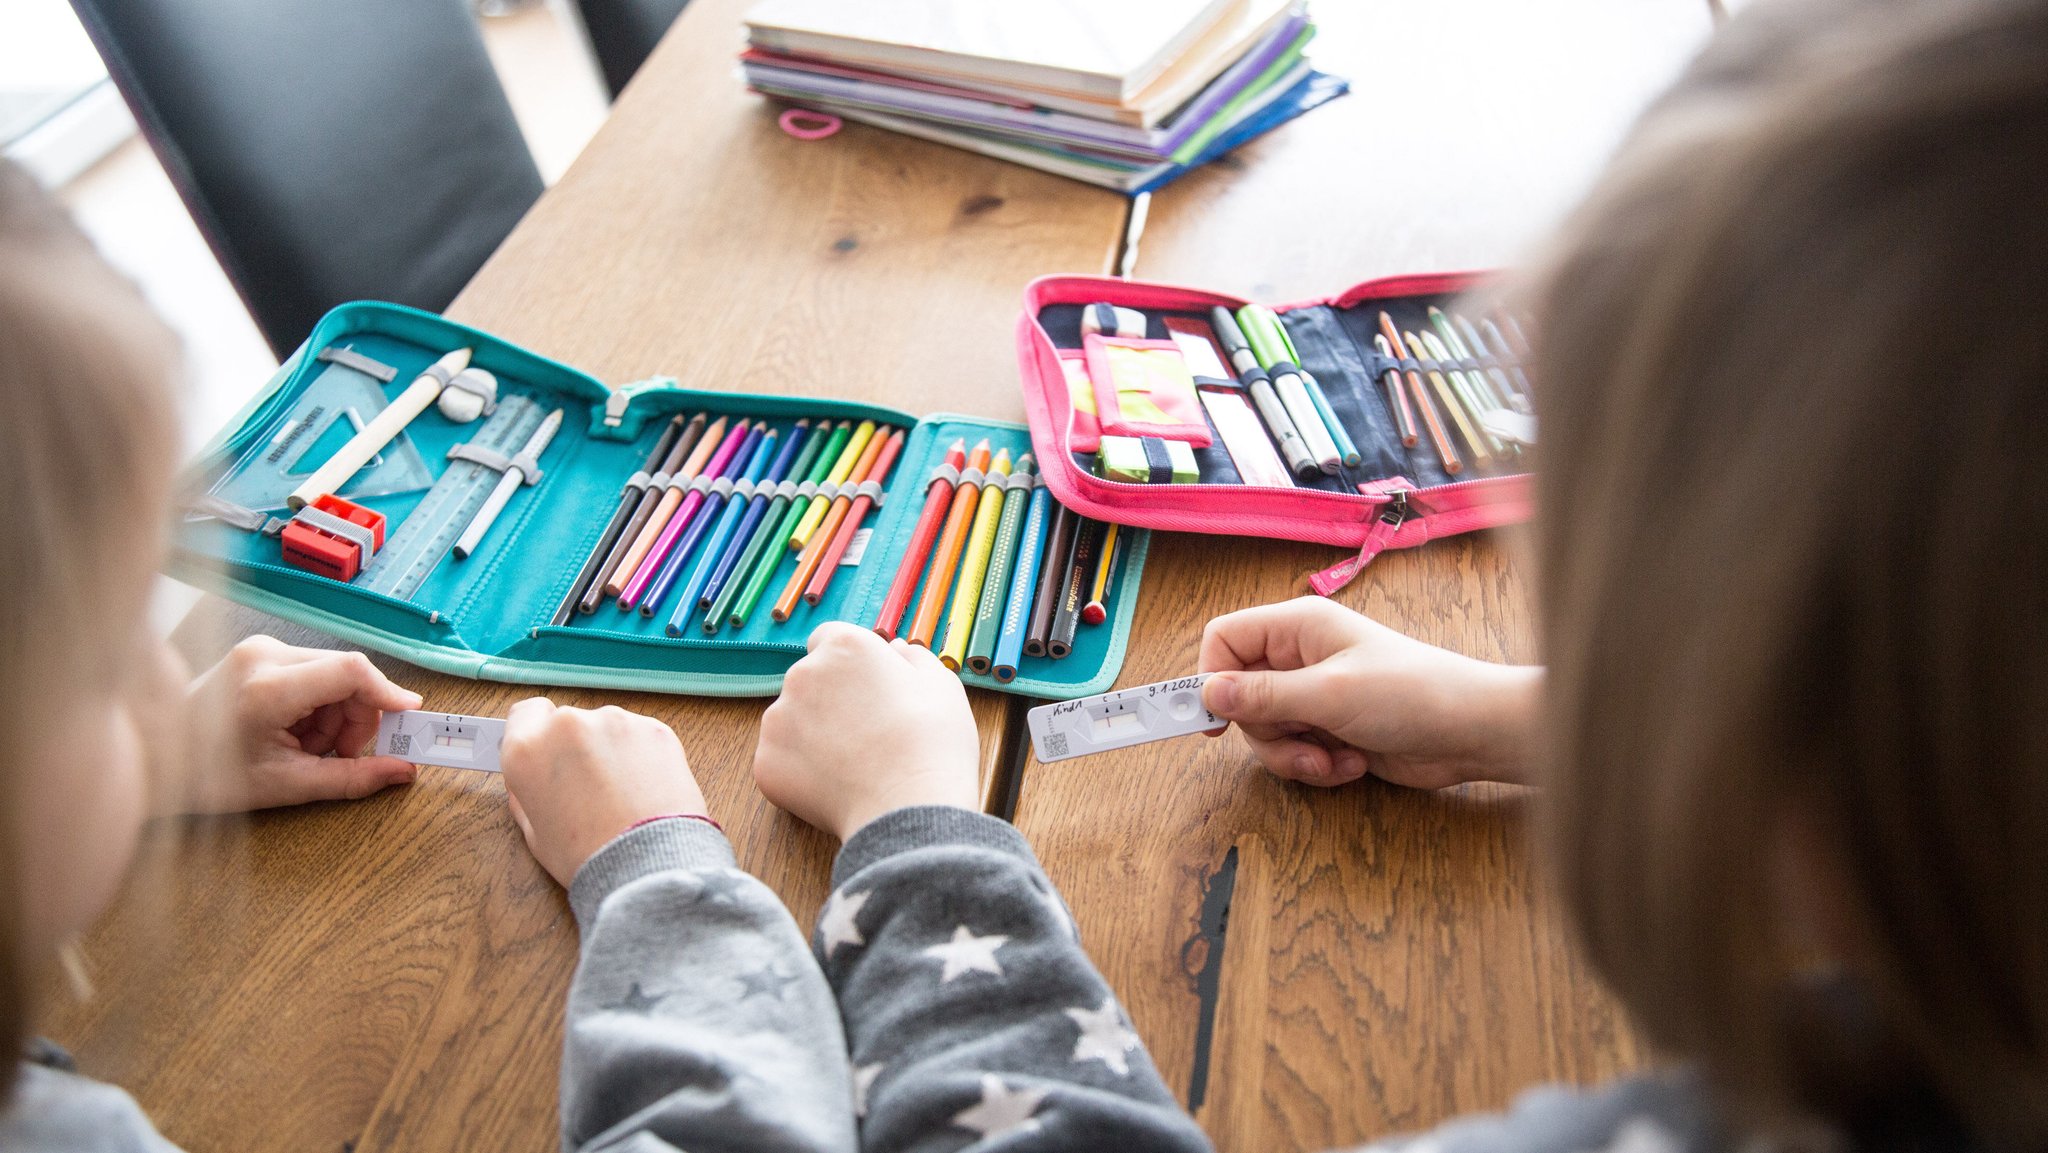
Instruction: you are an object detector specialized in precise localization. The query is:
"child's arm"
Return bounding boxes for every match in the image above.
[755,626,1214,1152]
[501,699,857,1153]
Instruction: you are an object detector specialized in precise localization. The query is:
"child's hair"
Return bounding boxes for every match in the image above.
[0,162,180,1055]
[1526,0,2048,1145]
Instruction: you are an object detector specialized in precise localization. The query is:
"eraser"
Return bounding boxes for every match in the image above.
[1097,434,1198,484]
[375,710,506,772]
[1081,302,1147,339]
[1027,674,1227,762]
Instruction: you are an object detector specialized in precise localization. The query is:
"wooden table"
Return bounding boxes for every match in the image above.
[47,2,1710,1149]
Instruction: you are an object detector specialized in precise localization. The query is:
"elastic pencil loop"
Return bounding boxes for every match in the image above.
[1242,365,1271,386]
[1415,356,1445,374]
[316,346,397,382]
[507,453,544,485]
[927,462,962,487]
[958,467,986,488]
[443,367,499,414]
[795,480,821,499]
[710,477,736,498]
[687,474,716,494]
[1005,471,1036,492]
[853,479,887,502]
[1270,360,1301,379]
[814,481,841,501]
[663,472,691,493]
[773,479,800,499]
[1140,436,1173,484]
[1396,357,1424,374]
[446,442,517,473]
[291,506,377,558]
[625,470,655,493]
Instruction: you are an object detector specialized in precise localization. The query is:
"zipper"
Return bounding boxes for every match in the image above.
[1309,489,1412,597]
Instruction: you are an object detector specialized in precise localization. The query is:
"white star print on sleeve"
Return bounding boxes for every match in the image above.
[1065,998,1141,1076]
[819,888,871,958]
[852,1063,884,1118]
[952,1074,1050,1140]
[922,925,1009,983]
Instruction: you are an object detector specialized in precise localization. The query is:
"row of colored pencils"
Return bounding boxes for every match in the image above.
[549,412,904,636]
[871,439,1121,681]
[1375,306,1533,476]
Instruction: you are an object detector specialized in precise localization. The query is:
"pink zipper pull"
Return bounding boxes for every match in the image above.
[1310,492,1409,596]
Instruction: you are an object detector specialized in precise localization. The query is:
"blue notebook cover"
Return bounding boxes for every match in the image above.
[1132,69,1350,194]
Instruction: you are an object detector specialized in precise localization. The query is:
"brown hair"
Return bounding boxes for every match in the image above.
[1528,0,2048,1145]
[0,162,180,1060]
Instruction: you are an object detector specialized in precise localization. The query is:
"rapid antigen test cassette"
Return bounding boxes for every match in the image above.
[375,710,506,772]
[1026,673,1227,763]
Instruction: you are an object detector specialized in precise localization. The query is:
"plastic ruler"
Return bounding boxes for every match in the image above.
[356,395,542,600]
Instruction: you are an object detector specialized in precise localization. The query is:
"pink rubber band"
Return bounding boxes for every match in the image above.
[778,108,842,141]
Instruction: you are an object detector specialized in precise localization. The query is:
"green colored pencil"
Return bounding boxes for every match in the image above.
[729,420,850,628]
[703,419,832,633]
[964,455,1035,675]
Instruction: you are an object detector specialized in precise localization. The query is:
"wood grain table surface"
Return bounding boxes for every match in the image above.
[1012,3,1712,1149]
[44,1,1713,1150]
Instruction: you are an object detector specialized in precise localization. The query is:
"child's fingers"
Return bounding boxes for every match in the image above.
[259,651,422,720]
[291,703,348,756]
[806,619,883,656]
[1243,733,1357,787]
[290,753,417,802]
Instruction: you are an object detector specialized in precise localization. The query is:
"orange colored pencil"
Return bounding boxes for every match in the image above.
[605,415,727,597]
[804,428,906,605]
[906,438,991,647]
[773,425,895,622]
[1379,315,1460,475]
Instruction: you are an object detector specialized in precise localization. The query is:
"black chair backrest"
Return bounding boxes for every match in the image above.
[576,0,692,98]
[70,0,545,357]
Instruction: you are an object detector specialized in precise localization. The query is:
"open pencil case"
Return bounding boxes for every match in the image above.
[1015,271,1533,593]
[172,301,1147,698]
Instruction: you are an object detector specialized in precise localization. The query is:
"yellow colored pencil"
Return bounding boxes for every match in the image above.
[1406,330,1493,470]
[937,449,1011,670]
[790,419,876,548]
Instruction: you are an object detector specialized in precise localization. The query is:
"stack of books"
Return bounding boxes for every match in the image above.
[739,0,1347,194]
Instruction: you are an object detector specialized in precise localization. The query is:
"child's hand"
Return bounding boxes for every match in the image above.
[753,623,980,841]
[174,636,425,815]
[1200,597,1541,789]
[499,698,708,887]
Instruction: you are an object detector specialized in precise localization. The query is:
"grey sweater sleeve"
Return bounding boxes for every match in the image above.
[562,817,859,1153]
[811,805,1213,1153]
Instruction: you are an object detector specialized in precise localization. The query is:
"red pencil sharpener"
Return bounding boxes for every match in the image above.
[281,495,386,581]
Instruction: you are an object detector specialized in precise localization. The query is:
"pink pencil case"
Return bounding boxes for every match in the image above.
[1015,272,1533,594]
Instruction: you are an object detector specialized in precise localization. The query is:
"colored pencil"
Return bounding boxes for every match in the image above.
[937,449,1011,670]
[696,420,810,624]
[1380,318,1460,475]
[871,438,966,640]
[906,438,992,648]
[1420,330,1506,458]
[626,421,756,612]
[803,428,907,606]
[1431,307,1509,412]
[1411,330,1493,469]
[553,413,687,626]
[667,425,789,635]
[1300,371,1361,469]
[607,415,725,600]
[1048,517,1103,659]
[583,412,709,613]
[790,419,876,549]
[991,478,1052,682]
[728,420,848,630]
[1024,502,1077,657]
[774,424,895,622]
[1373,334,1419,447]
[1080,521,1120,626]
[1470,314,1534,411]
[965,455,1034,675]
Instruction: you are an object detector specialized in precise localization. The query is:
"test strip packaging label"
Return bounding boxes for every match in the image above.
[1027,673,1226,763]
[375,710,507,772]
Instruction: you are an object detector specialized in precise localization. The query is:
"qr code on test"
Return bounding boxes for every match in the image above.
[389,733,412,756]
[1043,732,1069,758]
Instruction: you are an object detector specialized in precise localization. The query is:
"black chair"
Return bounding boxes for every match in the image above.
[575,0,693,98]
[70,0,545,357]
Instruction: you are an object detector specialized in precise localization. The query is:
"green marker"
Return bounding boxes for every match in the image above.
[1236,304,1343,475]
[728,420,850,628]
[964,456,1036,675]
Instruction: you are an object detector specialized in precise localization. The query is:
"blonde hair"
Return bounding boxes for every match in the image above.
[1528,0,2048,1145]
[0,161,180,1058]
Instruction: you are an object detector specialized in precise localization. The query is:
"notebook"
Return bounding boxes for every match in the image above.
[742,0,1244,101]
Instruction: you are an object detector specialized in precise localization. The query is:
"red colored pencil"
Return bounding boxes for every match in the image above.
[907,439,992,648]
[872,439,966,640]
[774,425,896,622]
[804,428,906,606]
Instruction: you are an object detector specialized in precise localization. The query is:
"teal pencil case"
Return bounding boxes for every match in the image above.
[173,302,1146,698]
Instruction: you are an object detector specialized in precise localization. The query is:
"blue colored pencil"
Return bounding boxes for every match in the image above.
[991,482,1054,683]
[664,426,779,630]
[698,420,809,617]
[1302,371,1361,468]
[639,423,763,615]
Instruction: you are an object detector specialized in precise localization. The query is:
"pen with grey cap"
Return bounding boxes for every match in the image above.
[1209,306,1318,481]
